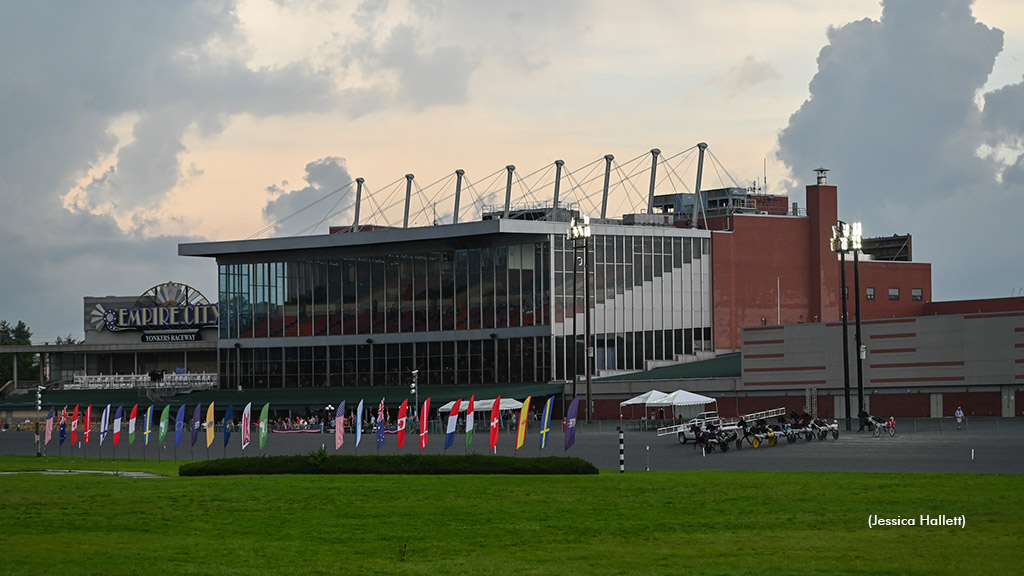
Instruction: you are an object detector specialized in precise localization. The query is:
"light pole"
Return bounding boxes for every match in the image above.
[410,369,419,416]
[35,385,42,457]
[831,221,862,430]
[325,404,334,435]
[568,215,593,423]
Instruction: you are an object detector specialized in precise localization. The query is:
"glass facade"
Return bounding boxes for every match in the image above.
[215,224,712,390]
[218,240,552,388]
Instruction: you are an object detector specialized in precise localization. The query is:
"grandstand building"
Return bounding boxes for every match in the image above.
[2,148,1021,422]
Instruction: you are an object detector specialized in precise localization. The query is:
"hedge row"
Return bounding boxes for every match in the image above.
[178,451,599,476]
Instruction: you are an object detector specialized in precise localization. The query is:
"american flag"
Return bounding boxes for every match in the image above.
[334,400,346,450]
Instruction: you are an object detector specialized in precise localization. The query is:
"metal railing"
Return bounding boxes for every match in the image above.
[67,373,218,391]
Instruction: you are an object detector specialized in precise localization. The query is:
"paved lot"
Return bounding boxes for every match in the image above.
[3,421,1023,474]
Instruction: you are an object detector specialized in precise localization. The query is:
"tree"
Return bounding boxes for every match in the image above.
[0,320,39,384]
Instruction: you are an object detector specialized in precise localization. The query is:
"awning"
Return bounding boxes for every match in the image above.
[619,390,669,407]
[645,389,716,407]
[437,398,524,413]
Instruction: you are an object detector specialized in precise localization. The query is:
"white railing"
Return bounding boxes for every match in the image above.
[67,373,218,391]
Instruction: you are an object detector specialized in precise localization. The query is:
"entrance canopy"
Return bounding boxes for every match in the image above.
[438,398,524,413]
[645,390,715,408]
[619,390,668,407]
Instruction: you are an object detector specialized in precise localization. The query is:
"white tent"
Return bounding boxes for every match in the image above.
[437,398,524,413]
[646,390,716,408]
[619,390,669,407]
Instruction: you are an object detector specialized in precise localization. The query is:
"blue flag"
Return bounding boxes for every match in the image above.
[174,404,186,446]
[565,397,580,451]
[191,404,202,447]
[375,412,386,450]
[224,404,234,447]
[539,396,553,450]
[355,399,364,447]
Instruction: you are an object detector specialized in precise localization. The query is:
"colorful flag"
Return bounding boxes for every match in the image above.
[158,405,170,446]
[334,400,346,451]
[45,407,54,445]
[59,406,67,446]
[128,404,138,445]
[565,397,581,451]
[205,402,215,448]
[174,404,186,446]
[83,404,92,445]
[143,405,154,446]
[444,398,461,452]
[355,399,364,448]
[191,404,202,447]
[419,397,431,450]
[99,404,110,446]
[539,396,553,450]
[375,411,385,450]
[241,402,251,450]
[71,404,79,445]
[515,396,532,450]
[397,399,408,449]
[113,406,123,446]
[259,403,270,450]
[223,404,234,447]
[489,396,501,452]
[378,397,385,421]
[465,395,475,448]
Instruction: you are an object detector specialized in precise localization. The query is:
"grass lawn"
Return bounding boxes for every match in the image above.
[1,455,1022,575]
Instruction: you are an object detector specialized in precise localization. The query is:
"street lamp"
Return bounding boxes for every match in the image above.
[831,220,862,430]
[35,385,42,457]
[568,215,593,423]
[325,404,334,435]
[410,370,419,414]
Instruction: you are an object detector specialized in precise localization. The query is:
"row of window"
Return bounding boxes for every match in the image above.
[219,242,550,339]
[864,287,924,301]
[218,337,551,387]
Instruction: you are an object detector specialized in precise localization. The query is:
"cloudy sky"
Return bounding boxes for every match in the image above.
[2,0,1023,341]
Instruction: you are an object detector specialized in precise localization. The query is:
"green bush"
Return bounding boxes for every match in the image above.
[179,453,598,476]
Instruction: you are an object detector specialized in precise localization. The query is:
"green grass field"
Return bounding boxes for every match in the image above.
[1,455,1022,575]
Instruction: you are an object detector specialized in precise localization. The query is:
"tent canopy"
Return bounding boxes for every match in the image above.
[619,390,668,407]
[645,390,715,408]
[438,398,523,413]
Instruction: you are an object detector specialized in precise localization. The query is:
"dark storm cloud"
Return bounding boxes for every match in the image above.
[264,157,355,236]
[776,0,1024,299]
[0,1,338,339]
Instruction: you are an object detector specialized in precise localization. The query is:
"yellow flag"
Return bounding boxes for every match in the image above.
[515,396,532,450]
[206,402,215,448]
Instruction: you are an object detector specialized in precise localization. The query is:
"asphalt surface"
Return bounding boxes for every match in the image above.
[3,422,1023,474]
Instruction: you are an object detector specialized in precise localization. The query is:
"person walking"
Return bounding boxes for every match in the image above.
[954,406,964,430]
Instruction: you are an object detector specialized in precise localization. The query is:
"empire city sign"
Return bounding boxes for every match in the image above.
[90,282,218,342]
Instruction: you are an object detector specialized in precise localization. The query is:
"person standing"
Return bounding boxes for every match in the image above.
[954,406,964,430]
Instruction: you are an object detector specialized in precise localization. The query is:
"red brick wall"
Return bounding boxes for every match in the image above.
[869,393,931,418]
[943,392,1002,417]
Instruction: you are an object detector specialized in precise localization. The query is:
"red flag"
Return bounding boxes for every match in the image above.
[419,397,431,450]
[83,404,92,445]
[489,395,501,452]
[71,404,79,445]
[397,399,408,449]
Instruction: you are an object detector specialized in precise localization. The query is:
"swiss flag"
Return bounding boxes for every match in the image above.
[489,395,501,452]
[397,399,408,449]
[83,405,92,445]
[419,397,430,450]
